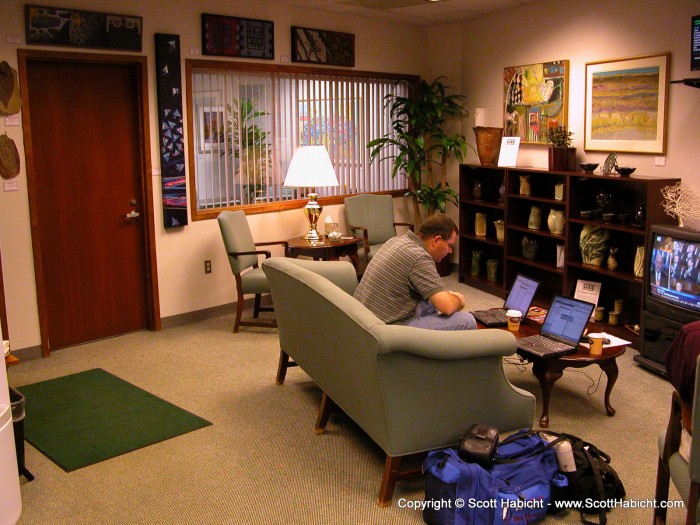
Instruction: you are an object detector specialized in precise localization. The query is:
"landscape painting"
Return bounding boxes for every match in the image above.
[584,53,669,154]
[503,60,568,145]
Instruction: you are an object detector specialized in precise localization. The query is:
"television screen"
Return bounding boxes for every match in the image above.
[693,14,700,71]
[649,232,700,313]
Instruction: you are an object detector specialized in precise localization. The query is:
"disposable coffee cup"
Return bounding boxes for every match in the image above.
[588,333,605,355]
[506,309,522,332]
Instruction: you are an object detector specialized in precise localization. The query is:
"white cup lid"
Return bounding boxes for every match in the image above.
[506,309,522,317]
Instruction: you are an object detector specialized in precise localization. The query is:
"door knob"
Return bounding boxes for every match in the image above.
[124,211,140,219]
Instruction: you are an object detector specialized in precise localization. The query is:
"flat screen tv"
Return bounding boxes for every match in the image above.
[645,224,700,325]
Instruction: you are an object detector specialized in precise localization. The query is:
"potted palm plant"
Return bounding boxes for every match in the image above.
[545,125,576,172]
[368,77,469,227]
[224,98,271,204]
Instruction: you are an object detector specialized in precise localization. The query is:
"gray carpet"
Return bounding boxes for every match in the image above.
[6,276,689,524]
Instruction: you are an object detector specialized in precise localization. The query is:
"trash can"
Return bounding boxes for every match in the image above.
[9,387,33,481]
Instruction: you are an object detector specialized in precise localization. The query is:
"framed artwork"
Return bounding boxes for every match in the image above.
[199,106,225,152]
[584,53,670,154]
[155,33,187,228]
[292,26,355,67]
[503,60,568,145]
[25,5,142,51]
[201,14,274,59]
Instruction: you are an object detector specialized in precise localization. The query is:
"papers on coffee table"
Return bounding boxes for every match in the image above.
[579,331,631,349]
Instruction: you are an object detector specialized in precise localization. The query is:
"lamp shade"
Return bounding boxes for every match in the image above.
[283,146,339,188]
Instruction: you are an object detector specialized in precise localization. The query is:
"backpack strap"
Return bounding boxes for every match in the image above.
[579,447,607,525]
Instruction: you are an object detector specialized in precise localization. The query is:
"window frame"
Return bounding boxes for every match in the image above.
[185,59,418,221]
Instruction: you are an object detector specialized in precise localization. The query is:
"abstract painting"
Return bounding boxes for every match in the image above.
[503,60,569,145]
[26,5,142,51]
[292,27,355,67]
[155,34,188,228]
[584,53,669,154]
[201,14,274,59]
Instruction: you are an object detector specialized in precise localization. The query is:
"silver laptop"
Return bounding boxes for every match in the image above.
[516,295,595,358]
[472,274,541,327]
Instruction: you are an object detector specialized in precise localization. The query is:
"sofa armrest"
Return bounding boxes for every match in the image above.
[371,324,516,360]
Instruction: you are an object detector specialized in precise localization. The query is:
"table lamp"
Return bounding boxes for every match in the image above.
[283,146,339,241]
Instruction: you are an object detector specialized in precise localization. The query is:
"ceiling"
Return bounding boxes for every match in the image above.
[272,0,542,26]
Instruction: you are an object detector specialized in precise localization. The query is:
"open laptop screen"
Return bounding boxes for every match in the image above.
[541,295,595,346]
[503,274,540,313]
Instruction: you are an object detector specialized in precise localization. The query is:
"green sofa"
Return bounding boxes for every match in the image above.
[262,257,535,506]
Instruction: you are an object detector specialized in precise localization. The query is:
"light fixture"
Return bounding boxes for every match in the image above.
[283,146,339,242]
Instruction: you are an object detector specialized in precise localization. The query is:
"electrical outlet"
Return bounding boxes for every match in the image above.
[204,260,212,274]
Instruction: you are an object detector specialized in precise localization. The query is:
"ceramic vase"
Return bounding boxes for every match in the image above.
[471,250,483,276]
[607,247,618,271]
[556,245,565,269]
[473,180,484,200]
[554,183,564,201]
[528,206,541,230]
[547,209,565,235]
[521,236,538,261]
[493,219,505,243]
[519,175,531,196]
[486,259,498,282]
[473,127,503,165]
[579,225,609,266]
[475,212,487,237]
[634,246,645,278]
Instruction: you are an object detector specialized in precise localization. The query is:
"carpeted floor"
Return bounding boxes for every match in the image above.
[5,276,689,524]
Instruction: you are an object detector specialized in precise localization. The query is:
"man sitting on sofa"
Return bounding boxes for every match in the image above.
[354,212,477,330]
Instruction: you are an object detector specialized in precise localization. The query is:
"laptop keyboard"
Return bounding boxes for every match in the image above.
[472,309,508,325]
[520,335,572,352]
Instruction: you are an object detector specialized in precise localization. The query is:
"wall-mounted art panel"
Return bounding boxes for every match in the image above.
[201,14,274,59]
[26,5,142,51]
[291,26,355,67]
[155,34,187,228]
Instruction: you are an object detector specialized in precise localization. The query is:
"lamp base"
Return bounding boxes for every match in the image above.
[302,192,322,243]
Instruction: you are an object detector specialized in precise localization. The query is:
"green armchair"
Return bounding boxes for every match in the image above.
[344,194,413,263]
[217,210,288,333]
[262,257,535,506]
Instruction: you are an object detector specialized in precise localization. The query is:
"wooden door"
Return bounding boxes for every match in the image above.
[20,52,159,354]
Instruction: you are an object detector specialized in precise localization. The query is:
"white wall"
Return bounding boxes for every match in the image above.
[448,0,700,228]
[0,0,425,350]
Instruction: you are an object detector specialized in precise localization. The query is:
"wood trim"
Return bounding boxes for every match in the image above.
[186,58,420,83]
[191,189,408,221]
[17,49,160,356]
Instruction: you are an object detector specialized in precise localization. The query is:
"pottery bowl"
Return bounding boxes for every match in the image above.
[602,212,615,223]
[580,210,593,219]
[580,163,599,173]
[615,166,636,177]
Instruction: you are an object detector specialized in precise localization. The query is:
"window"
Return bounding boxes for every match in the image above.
[185,60,416,219]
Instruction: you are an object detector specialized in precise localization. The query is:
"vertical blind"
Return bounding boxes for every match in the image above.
[189,63,410,212]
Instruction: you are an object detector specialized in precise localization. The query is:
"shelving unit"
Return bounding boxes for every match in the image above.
[459,164,680,337]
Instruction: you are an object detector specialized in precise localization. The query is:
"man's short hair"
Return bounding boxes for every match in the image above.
[417,213,458,240]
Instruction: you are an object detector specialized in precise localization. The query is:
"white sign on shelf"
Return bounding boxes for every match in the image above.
[574,279,602,320]
[497,136,520,167]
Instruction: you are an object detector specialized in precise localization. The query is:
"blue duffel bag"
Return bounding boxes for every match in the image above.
[423,429,565,525]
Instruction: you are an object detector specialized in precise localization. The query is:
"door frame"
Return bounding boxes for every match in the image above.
[18,49,161,357]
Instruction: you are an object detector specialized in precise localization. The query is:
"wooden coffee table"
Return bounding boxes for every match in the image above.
[479,317,627,428]
[287,236,361,273]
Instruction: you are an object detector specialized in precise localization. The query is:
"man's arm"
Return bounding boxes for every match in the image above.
[429,290,465,315]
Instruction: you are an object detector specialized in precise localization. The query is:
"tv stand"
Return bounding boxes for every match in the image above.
[634,310,686,375]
